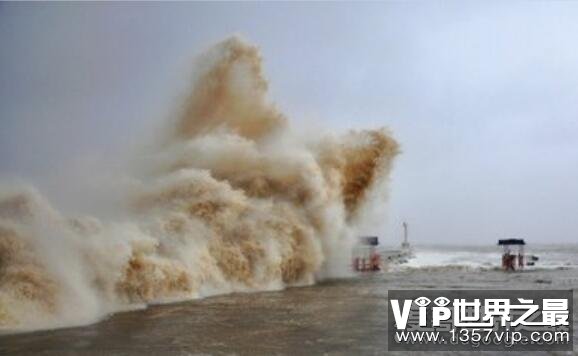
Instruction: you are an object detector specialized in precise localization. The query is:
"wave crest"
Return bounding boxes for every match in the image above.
[0,36,398,332]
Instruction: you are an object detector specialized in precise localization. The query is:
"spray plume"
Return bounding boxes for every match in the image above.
[0,36,399,332]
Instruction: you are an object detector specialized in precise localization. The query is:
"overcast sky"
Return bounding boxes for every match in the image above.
[1,2,577,245]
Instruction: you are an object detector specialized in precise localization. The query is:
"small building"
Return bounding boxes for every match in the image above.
[498,238,525,271]
[353,236,381,272]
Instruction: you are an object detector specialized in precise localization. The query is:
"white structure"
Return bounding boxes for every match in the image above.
[401,221,410,250]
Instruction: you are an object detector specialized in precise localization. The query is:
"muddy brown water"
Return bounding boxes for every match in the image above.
[1,267,577,355]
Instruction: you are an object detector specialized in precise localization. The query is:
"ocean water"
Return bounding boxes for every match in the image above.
[1,244,576,355]
[400,244,578,270]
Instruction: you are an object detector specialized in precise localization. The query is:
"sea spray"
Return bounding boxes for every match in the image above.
[0,36,399,332]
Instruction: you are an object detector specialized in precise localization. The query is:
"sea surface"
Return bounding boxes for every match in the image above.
[1,244,577,355]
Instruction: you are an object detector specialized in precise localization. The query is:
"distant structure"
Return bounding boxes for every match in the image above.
[352,236,381,272]
[498,239,525,271]
[498,239,540,271]
[352,222,414,272]
[401,222,410,250]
